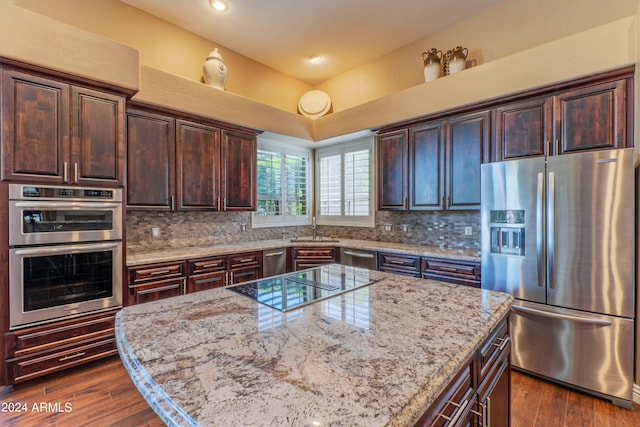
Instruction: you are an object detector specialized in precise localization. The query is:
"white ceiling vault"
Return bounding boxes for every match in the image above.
[120,0,505,85]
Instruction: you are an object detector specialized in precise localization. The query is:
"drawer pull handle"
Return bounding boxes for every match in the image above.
[388,260,409,265]
[59,352,86,362]
[237,258,255,263]
[201,263,223,268]
[435,399,469,426]
[438,266,458,272]
[149,269,172,276]
[137,283,182,295]
[492,336,510,351]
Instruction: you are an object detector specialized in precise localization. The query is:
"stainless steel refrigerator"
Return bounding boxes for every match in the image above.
[481,147,635,408]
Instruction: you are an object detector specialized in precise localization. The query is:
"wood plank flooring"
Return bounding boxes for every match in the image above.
[2,356,640,426]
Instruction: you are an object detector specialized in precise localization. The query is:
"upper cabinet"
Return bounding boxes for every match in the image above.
[377,110,489,211]
[126,109,175,209]
[493,71,632,161]
[176,120,221,211]
[221,129,257,211]
[126,106,257,212]
[1,68,125,186]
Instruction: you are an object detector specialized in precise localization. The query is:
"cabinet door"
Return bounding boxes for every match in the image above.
[221,130,256,211]
[1,69,69,183]
[554,79,628,154]
[409,122,445,210]
[377,130,408,210]
[176,120,220,210]
[70,86,125,186]
[446,111,489,210]
[493,96,552,160]
[126,109,175,210]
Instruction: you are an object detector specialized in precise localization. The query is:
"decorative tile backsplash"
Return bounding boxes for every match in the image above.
[126,210,480,253]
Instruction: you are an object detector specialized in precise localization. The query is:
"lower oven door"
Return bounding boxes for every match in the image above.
[9,242,123,329]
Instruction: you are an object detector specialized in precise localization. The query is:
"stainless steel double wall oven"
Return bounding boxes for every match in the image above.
[8,184,123,329]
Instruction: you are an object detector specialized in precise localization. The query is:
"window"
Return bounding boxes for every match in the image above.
[316,138,374,226]
[253,140,311,227]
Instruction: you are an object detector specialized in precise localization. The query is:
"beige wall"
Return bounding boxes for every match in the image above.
[12,0,312,112]
[317,0,640,112]
[10,0,640,115]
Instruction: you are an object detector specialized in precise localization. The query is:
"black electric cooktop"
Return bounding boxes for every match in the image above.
[226,264,378,312]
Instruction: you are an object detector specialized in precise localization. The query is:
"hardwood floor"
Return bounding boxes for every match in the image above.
[2,356,640,426]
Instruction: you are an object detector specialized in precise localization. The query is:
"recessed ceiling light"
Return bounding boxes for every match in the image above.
[210,0,229,12]
[307,53,322,63]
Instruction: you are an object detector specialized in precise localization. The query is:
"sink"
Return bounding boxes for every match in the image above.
[290,238,339,243]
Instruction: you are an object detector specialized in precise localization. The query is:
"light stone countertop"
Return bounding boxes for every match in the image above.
[115,265,512,427]
[126,238,480,266]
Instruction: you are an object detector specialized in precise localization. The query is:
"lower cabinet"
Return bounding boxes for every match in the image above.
[5,311,118,384]
[129,252,263,304]
[416,316,510,427]
[422,257,481,288]
[378,252,421,277]
[292,247,338,271]
[128,261,187,305]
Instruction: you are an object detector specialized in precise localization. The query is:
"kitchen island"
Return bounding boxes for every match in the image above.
[115,265,512,426]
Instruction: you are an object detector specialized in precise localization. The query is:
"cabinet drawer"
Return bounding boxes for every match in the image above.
[190,256,226,275]
[129,261,185,284]
[129,278,185,304]
[292,247,336,260]
[229,251,262,268]
[378,252,420,276]
[416,361,475,427]
[6,311,115,359]
[187,271,227,293]
[478,318,510,382]
[422,258,481,287]
[8,337,117,384]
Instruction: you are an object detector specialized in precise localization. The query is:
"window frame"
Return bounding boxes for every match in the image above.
[315,137,375,227]
[252,140,312,228]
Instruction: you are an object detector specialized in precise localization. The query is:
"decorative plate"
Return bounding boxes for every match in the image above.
[297,90,332,119]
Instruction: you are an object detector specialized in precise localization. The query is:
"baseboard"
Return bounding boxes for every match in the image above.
[634,383,640,404]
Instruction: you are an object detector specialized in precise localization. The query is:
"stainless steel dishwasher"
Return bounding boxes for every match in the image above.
[263,248,287,277]
[339,248,377,270]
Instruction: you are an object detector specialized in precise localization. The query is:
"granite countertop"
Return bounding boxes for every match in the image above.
[126,238,480,266]
[116,265,512,427]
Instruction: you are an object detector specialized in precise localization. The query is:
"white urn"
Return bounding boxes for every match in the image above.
[203,48,227,90]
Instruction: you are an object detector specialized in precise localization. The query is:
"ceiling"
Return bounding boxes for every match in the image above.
[120,0,505,85]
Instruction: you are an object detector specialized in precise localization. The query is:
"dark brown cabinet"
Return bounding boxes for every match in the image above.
[417,316,510,427]
[292,247,338,271]
[185,251,263,294]
[377,111,488,211]
[422,257,481,288]
[127,261,186,305]
[126,109,175,209]
[377,130,408,210]
[176,120,221,210]
[5,310,118,384]
[493,74,632,161]
[378,252,421,277]
[2,68,125,186]
[126,108,256,212]
[222,130,257,211]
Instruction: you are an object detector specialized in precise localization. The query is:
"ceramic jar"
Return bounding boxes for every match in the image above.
[422,48,442,82]
[203,48,227,90]
[447,46,468,75]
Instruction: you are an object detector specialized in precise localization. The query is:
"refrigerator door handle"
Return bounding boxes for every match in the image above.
[511,305,613,326]
[547,171,555,290]
[536,172,544,288]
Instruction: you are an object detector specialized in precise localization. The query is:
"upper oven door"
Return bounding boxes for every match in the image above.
[9,200,123,246]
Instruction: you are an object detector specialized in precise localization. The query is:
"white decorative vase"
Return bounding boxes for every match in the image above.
[203,48,227,90]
